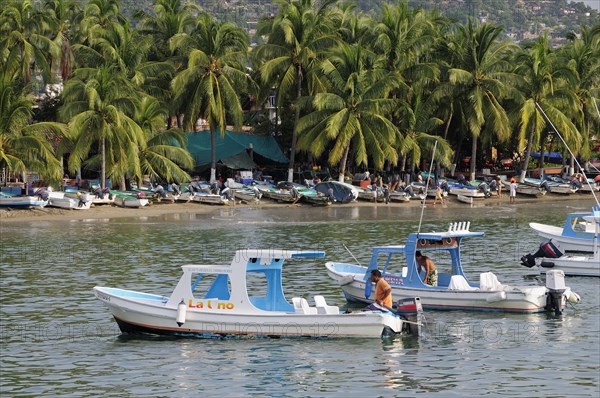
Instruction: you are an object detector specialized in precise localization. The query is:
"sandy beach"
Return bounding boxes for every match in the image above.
[0,193,596,223]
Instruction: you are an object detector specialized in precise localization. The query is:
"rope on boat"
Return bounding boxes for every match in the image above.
[535,102,599,207]
[417,140,438,235]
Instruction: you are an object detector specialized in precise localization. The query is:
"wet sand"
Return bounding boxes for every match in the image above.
[0,193,596,223]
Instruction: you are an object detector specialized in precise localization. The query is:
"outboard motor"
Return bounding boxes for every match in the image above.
[35,188,49,201]
[521,240,563,267]
[540,180,551,192]
[221,186,232,200]
[155,185,167,199]
[545,269,566,315]
[396,297,423,336]
[478,182,490,197]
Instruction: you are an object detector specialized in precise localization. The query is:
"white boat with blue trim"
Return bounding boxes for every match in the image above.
[529,206,599,253]
[0,192,48,207]
[326,222,580,314]
[94,249,418,338]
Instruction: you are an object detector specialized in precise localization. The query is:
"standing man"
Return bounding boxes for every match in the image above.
[415,251,438,286]
[370,269,392,308]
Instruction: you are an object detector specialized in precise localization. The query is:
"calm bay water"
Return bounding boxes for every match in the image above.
[1,199,599,397]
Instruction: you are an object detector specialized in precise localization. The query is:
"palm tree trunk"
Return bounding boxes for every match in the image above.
[443,111,453,140]
[338,144,350,183]
[520,126,535,182]
[288,65,303,183]
[469,134,477,181]
[101,137,106,189]
[210,128,217,183]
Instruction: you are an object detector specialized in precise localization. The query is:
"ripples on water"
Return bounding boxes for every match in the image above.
[1,199,599,396]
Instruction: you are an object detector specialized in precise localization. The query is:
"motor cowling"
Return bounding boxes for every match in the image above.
[396,297,423,336]
[521,240,563,267]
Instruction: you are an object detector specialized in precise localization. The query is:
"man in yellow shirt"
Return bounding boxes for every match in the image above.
[370,269,393,308]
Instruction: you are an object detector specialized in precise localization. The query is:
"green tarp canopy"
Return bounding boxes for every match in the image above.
[186,130,288,168]
[220,151,256,170]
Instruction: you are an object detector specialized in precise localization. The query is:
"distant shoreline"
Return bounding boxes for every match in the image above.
[1,193,597,223]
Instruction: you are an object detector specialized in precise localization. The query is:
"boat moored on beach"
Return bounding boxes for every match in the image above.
[0,192,48,208]
[94,249,419,338]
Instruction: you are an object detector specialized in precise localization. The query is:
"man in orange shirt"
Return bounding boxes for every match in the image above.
[370,269,393,308]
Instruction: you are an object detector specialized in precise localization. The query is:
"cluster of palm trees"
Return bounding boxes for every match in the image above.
[1,0,598,190]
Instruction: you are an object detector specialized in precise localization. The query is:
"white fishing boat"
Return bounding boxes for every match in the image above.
[523,177,577,195]
[191,192,230,205]
[521,240,599,277]
[94,249,420,339]
[47,191,92,210]
[447,182,486,198]
[529,207,599,253]
[389,191,411,202]
[225,180,262,203]
[356,186,384,202]
[502,180,545,197]
[455,194,484,205]
[0,192,48,208]
[326,222,580,314]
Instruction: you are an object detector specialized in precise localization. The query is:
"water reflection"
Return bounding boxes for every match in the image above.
[1,198,598,396]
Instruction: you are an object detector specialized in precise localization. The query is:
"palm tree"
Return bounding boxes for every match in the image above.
[133,0,196,62]
[513,33,580,181]
[443,20,515,181]
[0,51,67,185]
[373,2,447,172]
[0,0,55,84]
[257,0,338,182]
[60,65,146,189]
[171,12,251,183]
[562,25,600,166]
[395,86,454,173]
[133,96,194,184]
[296,43,401,181]
[134,0,197,128]
[41,0,84,82]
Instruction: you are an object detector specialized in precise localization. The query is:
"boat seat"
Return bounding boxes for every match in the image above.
[479,272,507,291]
[314,295,340,314]
[292,297,318,314]
[448,275,478,291]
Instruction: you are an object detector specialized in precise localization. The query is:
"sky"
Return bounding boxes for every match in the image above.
[569,0,600,12]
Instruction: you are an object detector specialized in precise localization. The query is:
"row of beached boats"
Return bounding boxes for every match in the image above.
[2,172,598,210]
[93,206,598,340]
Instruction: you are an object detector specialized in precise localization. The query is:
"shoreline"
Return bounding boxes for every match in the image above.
[0,193,597,223]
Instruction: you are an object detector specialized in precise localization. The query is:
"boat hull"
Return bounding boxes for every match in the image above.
[538,255,600,277]
[94,287,403,338]
[113,197,149,208]
[530,222,595,253]
[48,196,92,210]
[0,196,48,207]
